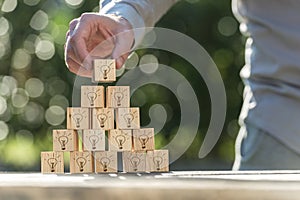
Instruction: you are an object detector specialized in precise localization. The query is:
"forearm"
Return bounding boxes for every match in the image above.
[99,0,179,46]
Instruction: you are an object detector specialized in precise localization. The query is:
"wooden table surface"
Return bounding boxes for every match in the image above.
[1,171,300,200]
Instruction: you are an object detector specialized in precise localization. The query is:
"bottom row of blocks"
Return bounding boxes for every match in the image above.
[41,150,169,174]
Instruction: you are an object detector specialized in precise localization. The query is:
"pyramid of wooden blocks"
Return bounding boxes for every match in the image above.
[41,59,169,174]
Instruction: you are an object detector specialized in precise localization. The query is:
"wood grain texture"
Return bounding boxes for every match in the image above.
[53,129,78,152]
[116,107,140,129]
[132,128,155,151]
[123,151,146,172]
[108,129,132,151]
[41,152,64,174]
[106,86,130,108]
[82,130,105,151]
[93,59,116,83]
[81,85,105,108]
[67,107,89,130]
[146,150,169,172]
[70,151,94,174]
[3,171,300,200]
[92,108,114,130]
[94,151,118,173]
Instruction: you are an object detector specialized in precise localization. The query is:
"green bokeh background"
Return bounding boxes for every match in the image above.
[0,0,244,171]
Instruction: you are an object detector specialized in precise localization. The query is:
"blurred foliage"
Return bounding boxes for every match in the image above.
[0,0,244,171]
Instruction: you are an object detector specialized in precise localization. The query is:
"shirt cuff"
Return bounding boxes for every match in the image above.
[100,2,146,49]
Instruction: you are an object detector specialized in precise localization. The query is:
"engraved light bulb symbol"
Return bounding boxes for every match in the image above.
[100,157,111,172]
[100,65,111,80]
[139,134,149,149]
[153,156,163,171]
[123,113,134,128]
[76,157,86,172]
[72,113,83,128]
[130,156,140,171]
[115,135,126,149]
[114,92,124,106]
[97,113,107,128]
[58,135,68,150]
[89,135,99,150]
[87,92,97,106]
[47,158,58,172]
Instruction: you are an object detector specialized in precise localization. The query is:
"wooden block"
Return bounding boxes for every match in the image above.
[92,108,114,130]
[133,128,155,151]
[94,151,118,173]
[123,151,146,172]
[70,151,94,174]
[81,85,104,108]
[93,59,116,82]
[53,129,78,152]
[106,86,130,108]
[116,107,140,129]
[67,107,89,130]
[41,152,64,174]
[146,150,169,172]
[82,129,105,151]
[108,129,132,151]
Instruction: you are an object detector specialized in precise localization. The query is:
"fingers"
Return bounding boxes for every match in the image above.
[66,18,79,39]
[67,58,92,77]
[64,13,135,78]
[65,42,81,64]
[65,16,93,73]
[69,18,79,33]
[112,33,131,69]
[88,34,115,58]
[110,17,134,69]
[116,53,130,69]
[70,18,95,70]
[65,36,92,77]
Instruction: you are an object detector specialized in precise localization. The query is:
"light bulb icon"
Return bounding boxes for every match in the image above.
[47,158,58,172]
[130,156,140,171]
[100,157,111,172]
[115,135,126,149]
[114,92,124,106]
[72,113,83,128]
[100,65,111,80]
[58,135,68,150]
[89,135,99,150]
[97,113,107,128]
[123,113,134,128]
[153,156,163,171]
[76,157,87,172]
[87,92,97,106]
[138,134,149,149]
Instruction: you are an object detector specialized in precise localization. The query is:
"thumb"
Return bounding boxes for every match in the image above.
[111,29,134,69]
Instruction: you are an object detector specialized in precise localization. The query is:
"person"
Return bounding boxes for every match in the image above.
[65,0,300,170]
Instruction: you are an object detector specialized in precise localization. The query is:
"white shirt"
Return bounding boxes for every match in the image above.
[101,0,300,154]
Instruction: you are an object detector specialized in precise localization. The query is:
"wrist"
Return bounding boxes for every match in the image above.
[99,2,146,49]
[101,13,135,48]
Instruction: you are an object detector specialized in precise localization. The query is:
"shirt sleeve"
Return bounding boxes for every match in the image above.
[99,0,179,47]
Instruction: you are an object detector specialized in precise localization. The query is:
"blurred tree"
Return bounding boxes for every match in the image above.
[0,0,244,171]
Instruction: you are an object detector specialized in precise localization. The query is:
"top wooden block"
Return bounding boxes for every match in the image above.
[93,59,116,83]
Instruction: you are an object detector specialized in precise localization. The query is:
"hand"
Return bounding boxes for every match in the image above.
[65,13,134,77]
